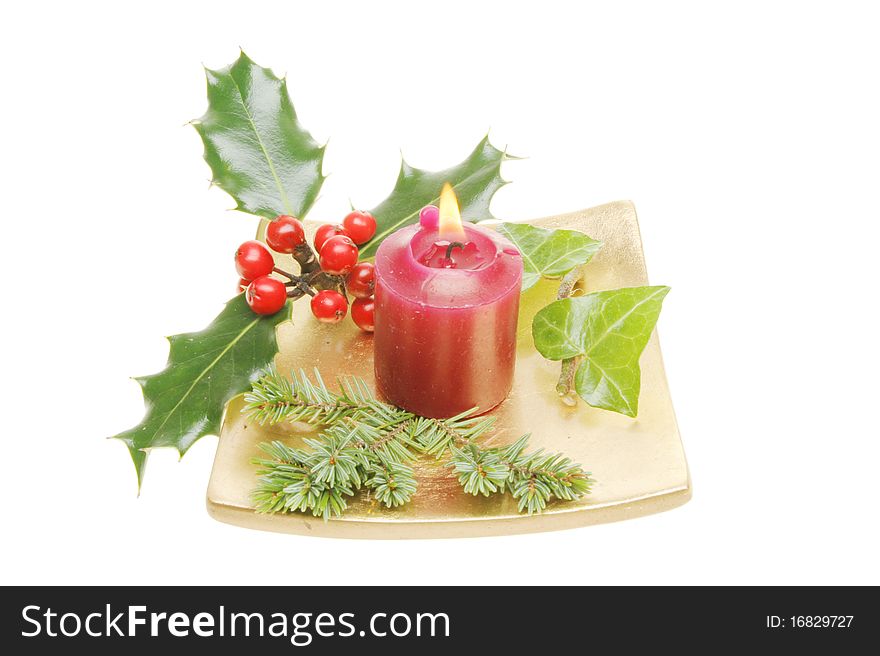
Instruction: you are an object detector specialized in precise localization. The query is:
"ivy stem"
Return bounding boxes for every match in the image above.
[555,266,586,404]
[556,357,581,405]
[556,266,583,301]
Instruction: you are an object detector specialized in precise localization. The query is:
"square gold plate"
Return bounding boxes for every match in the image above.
[207,201,690,538]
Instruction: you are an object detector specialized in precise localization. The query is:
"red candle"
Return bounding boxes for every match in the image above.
[373,185,523,418]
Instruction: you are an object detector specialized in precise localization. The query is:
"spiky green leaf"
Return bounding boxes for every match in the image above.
[112,294,291,487]
[359,136,511,258]
[192,51,326,219]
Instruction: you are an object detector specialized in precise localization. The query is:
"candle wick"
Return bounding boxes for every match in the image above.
[445,241,465,260]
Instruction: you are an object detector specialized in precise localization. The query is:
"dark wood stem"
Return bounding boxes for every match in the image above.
[308,271,346,295]
[292,242,320,275]
[277,242,342,298]
[273,266,296,280]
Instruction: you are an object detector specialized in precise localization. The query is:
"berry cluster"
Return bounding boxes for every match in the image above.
[234,211,376,333]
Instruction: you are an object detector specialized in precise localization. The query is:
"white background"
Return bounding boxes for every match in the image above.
[1,0,878,585]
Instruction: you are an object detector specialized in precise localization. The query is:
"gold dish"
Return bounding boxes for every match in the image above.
[206,201,691,538]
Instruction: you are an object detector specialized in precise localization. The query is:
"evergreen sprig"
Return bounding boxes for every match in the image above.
[245,368,593,519]
[245,368,383,425]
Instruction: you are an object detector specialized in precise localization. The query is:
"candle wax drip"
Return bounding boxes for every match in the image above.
[417,240,486,269]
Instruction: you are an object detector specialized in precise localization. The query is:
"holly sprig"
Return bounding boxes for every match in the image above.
[113,52,510,486]
[246,369,593,518]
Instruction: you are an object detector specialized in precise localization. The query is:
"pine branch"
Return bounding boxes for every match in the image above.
[246,369,593,520]
[446,434,593,514]
[411,411,497,456]
[365,460,417,508]
[497,435,593,513]
[252,441,357,519]
[247,369,417,518]
[244,366,407,426]
[447,444,510,496]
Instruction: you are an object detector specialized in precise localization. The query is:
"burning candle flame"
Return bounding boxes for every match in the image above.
[438,182,467,242]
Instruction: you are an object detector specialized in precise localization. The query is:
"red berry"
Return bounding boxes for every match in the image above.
[310,290,348,324]
[314,224,349,253]
[342,210,377,245]
[235,240,275,281]
[319,235,359,276]
[266,215,305,253]
[245,276,287,315]
[237,278,250,293]
[345,262,375,299]
[351,296,375,332]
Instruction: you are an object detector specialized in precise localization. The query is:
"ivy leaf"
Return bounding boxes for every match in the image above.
[112,295,291,487]
[359,136,511,258]
[530,296,600,361]
[532,286,670,417]
[495,222,603,291]
[192,51,326,220]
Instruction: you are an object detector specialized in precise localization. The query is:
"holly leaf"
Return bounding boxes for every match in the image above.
[532,286,670,417]
[192,51,326,220]
[495,222,603,291]
[112,294,291,487]
[359,136,512,258]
